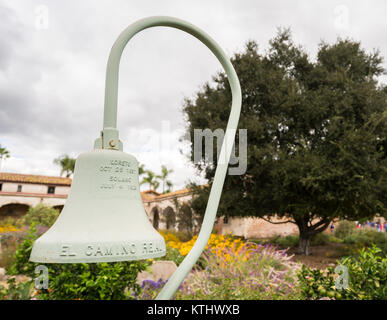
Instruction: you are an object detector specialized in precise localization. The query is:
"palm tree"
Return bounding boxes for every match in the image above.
[140,170,160,191]
[165,181,173,194]
[159,165,173,193]
[53,155,76,177]
[0,144,10,171]
[138,163,146,177]
[153,180,160,191]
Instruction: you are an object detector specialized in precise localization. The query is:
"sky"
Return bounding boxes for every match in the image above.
[1,0,387,191]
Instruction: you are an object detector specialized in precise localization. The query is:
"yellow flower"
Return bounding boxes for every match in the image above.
[0,224,20,233]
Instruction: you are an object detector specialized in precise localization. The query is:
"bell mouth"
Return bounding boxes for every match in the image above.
[30,237,166,263]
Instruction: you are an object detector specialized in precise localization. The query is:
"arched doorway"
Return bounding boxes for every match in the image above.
[163,206,176,230]
[177,204,193,234]
[0,203,30,220]
[151,207,160,230]
[53,205,64,213]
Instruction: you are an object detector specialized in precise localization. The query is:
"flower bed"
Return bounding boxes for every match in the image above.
[160,232,245,257]
[0,225,20,233]
[137,232,302,300]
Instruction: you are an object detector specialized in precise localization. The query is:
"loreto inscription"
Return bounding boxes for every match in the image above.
[96,158,138,195]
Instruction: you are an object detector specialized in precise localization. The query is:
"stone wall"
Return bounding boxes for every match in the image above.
[215,216,299,239]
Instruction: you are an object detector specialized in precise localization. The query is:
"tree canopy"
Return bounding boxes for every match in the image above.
[184,29,387,255]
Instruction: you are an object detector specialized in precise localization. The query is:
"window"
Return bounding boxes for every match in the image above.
[0,183,2,191]
[47,186,55,194]
[223,216,229,224]
[17,185,22,192]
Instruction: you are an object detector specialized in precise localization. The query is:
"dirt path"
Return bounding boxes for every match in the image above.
[288,243,346,269]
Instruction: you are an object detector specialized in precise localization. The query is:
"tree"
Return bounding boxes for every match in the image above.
[0,144,10,171]
[173,199,197,236]
[53,155,76,178]
[184,29,387,255]
[163,206,176,230]
[139,165,173,193]
[140,170,160,191]
[22,204,59,227]
[159,165,174,193]
[138,163,146,177]
[165,181,173,194]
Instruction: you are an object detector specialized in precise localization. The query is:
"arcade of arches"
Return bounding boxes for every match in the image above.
[0,173,307,239]
[0,203,30,219]
[144,189,197,232]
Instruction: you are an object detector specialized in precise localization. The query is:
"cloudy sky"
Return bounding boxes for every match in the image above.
[1,0,387,191]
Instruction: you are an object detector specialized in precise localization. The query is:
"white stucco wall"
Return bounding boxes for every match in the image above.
[55,186,71,195]
[0,182,70,195]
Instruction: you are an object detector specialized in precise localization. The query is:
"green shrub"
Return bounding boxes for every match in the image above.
[298,246,387,300]
[334,220,357,239]
[343,229,387,255]
[7,224,150,300]
[0,277,34,300]
[21,204,59,227]
[277,235,299,248]
[0,228,31,269]
[252,232,342,250]
[311,233,342,246]
[0,216,23,229]
[310,233,330,246]
[156,245,184,266]
[253,234,299,249]
[175,244,302,300]
[0,238,19,269]
[155,244,208,270]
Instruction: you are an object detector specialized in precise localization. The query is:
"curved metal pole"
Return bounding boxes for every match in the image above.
[102,16,241,300]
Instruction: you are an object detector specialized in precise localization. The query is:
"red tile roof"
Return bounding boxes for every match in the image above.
[142,190,161,196]
[0,172,72,186]
[140,188,193,202]
[0,173,196,200]
[156,188,192,199]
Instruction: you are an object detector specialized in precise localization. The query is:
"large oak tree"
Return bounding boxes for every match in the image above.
[184,29,387,255]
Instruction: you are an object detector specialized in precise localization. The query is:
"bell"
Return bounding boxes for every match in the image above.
[29,148,166,263]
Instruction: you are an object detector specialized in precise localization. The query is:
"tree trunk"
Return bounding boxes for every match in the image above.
[298,233,311,256]
[295,216,331,256]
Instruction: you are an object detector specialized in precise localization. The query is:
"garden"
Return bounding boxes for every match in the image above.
[0,204,386,300]
[1,10,387,302]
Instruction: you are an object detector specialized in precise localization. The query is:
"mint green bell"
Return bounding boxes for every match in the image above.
[29,149,166,263]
